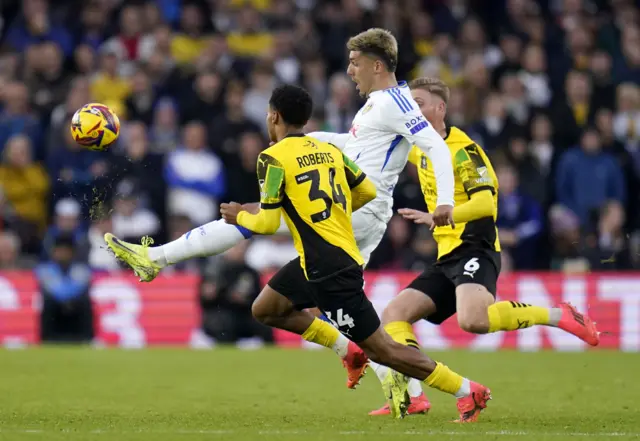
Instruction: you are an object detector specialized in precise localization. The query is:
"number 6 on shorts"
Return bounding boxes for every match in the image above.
[463,257,480,278]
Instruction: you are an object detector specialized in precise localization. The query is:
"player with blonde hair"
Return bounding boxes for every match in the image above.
[363,77,600,419]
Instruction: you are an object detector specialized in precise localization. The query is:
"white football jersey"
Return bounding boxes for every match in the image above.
[310,81,454,224]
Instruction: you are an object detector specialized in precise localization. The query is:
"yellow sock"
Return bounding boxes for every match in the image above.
[487,301,550,333]
[424,362,464,395]
[301,318,340,349]
[384,321,420,349]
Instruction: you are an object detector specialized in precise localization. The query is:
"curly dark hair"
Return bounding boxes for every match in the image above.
[268,84,313,127]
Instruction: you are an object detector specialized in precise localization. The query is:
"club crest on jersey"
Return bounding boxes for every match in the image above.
[420,155,428,170]
[361,102,374,115]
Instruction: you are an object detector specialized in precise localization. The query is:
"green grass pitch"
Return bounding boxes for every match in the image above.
[0,347,638,441]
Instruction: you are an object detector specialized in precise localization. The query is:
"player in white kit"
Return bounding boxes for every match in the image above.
[105,28,478,420]
[104,27,455,296]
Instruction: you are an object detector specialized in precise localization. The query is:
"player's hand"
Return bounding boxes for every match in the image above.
[220,202,243,225]
[432,204,455,229]
[398,208,434,228]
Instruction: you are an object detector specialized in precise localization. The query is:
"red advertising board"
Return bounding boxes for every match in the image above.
[0,271,638,351]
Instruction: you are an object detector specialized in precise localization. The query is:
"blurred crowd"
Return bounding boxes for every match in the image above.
[1,0,640,284]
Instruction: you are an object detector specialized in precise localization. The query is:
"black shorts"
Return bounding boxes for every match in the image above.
[406,245,501,325]
[268,257,381,342]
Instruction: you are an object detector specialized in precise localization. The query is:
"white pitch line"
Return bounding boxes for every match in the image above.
[1,429,638,437]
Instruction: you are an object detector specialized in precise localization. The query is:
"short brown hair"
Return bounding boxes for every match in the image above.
[347,28,398,72]
[409,77,450,104]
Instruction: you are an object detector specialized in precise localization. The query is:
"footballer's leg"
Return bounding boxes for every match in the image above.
[105,205,258,281]
[452,251,599,346]
[368,265,490,422]
[310,267,485,420]
[252,259,368,385]
[368,289,434,416]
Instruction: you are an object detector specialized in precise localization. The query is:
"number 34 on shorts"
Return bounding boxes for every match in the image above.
[325,308,355,333]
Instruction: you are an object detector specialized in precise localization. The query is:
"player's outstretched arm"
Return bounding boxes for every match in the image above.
[451,190,494,223]
[221,202,281,235]
[405,127,454,209]
[307,131,349,150]
[380,99,455,204]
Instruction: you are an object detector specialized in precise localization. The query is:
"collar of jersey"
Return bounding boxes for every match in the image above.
[284,133,306,138]
[369,81,409,96]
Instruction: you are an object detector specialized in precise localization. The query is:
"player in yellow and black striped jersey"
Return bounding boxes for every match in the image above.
[250,136,369,281]
[366,77,600,418]
[222,84,487,418]
[407,126,501,260]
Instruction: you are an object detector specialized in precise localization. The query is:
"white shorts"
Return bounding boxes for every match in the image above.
[352,210,387,267]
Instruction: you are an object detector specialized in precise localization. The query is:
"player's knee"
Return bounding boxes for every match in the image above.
[251,294,276,325]
[251,300,269,324]
[381,292,414,324]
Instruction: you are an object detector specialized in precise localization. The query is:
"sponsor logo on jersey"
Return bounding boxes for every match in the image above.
[349,124,359,138]
[474,166,491,184]
[404,115,429,135]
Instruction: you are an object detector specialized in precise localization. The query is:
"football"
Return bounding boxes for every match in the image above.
[70,103,120,151]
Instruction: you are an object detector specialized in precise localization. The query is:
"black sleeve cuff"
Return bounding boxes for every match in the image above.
[350,172,367,189]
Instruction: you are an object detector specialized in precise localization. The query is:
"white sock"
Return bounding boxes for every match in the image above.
[548,307,563,327]
[148,220,250,268]
[454,378,471,398]
[370,361,390,383]
[370,361,423,398]
[332,333,350,358]
[407,378,423,398]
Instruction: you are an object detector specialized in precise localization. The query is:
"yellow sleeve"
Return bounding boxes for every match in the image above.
[408,146,421,166]
[237,208,281,234]
[341,152,366,189]
[350,176,377,212]
[454,144,496,195]
[236,151,284,235]
[452,189,495,223]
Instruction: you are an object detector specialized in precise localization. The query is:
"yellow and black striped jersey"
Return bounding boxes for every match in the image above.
[257,134,368,280]
[408,126,501,259]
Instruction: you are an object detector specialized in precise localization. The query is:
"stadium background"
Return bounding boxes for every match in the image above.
[0,0,639,349]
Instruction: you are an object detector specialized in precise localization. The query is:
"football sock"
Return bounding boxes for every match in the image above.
[487,301,559,332]
[407,377,424,398]
[301,318,349,358]
[454,378,471,398]
[383,321,420,349]
[147,220,251,268]
[384,322,466,397]
[424,362,465,396]
[382,322,428,397]
[370,361,423,398]
[370,361,389,383]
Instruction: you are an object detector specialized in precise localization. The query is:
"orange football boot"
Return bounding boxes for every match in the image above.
[343,341,368,389]
[368,393,431,416]
[556,302,600,346]
[454,381,491,423]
